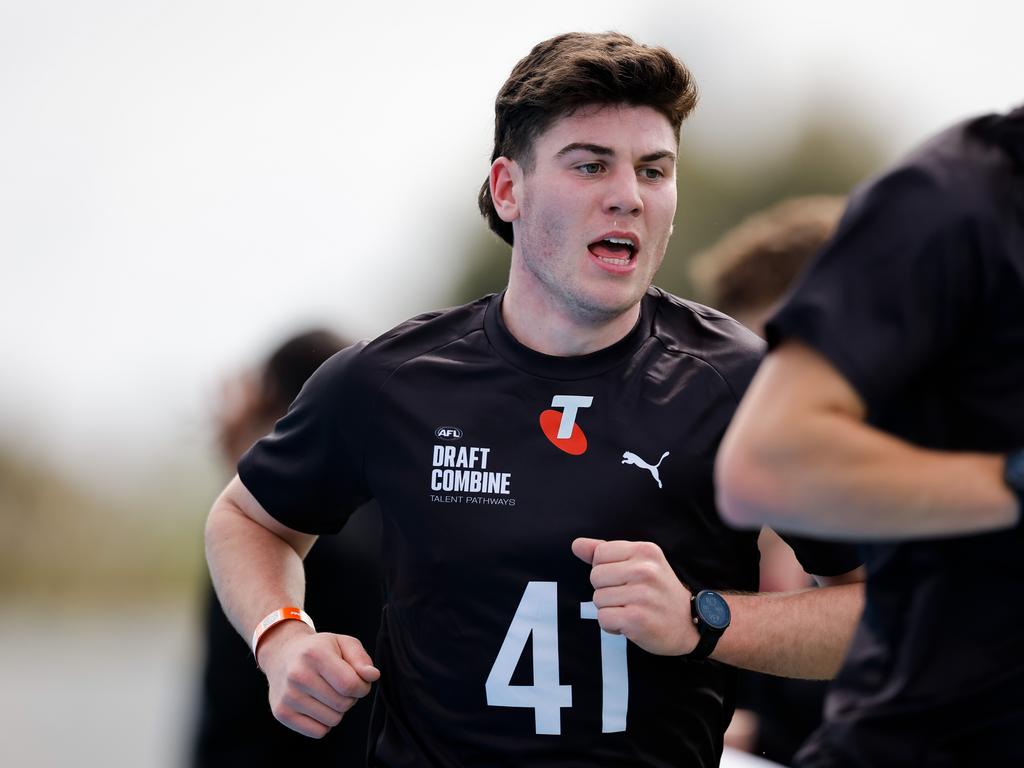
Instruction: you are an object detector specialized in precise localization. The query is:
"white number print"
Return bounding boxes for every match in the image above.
[485,581,629,735]
[485,581,572,734]
[580,601,628,733]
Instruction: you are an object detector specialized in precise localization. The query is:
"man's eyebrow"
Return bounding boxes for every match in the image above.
[555,142,614,158]
[554,143,676,164]
[640,150,676,163]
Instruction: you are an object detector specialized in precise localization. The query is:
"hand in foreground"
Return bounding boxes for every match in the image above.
[572,537,698,656]
[257,622,381,738]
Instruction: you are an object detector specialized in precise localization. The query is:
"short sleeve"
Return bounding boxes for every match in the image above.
[766,165,982,414]
[238,342,372,534]
[715,319,766,404]
[780,533,862,578]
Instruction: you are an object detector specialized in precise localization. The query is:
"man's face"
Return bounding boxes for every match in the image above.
[509,104,678,324]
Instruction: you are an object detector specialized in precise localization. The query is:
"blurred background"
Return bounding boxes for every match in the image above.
[1,0,1020,764]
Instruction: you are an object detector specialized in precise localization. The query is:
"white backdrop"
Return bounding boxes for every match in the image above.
[2,0,1021,490]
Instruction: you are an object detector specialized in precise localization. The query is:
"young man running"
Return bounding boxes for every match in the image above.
[207,32,864,767]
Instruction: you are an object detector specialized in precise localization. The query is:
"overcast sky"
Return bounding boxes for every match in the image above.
[2,0,1021,489]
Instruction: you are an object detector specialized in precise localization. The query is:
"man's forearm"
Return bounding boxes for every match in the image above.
[205,489,310,645]
[718,405,1018,539]
[716,341,1020,539]
[710,583,864,679]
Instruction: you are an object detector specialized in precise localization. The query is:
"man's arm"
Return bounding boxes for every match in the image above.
[715,340,1019,539]
[712,571,863,679]
[206,475,316,640]
[572,538,864,679]
[205,475,380,738]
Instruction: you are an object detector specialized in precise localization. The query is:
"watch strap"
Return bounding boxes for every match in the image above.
[1005,448,1024,524]
[689,627,722,660]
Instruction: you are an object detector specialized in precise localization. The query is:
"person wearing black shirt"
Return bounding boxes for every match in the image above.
[717,107,1024,765]
[206,32,864,767]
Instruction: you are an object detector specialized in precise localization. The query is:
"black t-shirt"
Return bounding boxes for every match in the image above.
[768,108,1024,766]
[240,287,860,767]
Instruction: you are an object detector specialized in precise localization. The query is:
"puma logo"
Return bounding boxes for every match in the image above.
[621,451,670,489]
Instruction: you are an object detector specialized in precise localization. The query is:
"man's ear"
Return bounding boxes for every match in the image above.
[489,156,521,223]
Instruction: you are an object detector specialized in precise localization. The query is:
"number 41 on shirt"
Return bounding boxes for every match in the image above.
[485,580,628,735]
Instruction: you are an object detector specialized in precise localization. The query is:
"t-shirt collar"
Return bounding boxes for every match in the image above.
[483,289,653,380]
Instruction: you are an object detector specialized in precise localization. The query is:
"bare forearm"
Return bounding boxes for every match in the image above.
[719,406,1017,539]
[717,342,1020,539]
[205,480,378,740]
[205,491,309,643]
[711,583,864,679]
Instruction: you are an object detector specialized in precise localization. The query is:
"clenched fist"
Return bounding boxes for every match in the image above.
[256,621,381,738]
[572,537,699,656]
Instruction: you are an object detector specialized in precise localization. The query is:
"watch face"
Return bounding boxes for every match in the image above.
[1007,450,1024,492]
[696,590,731,631]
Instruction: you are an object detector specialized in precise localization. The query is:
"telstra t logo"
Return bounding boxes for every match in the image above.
[539,395,593,455]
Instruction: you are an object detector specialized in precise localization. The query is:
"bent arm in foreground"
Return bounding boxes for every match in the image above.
[716,340,1020,539]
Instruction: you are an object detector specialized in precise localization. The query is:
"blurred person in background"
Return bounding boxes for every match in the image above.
[205,32,864,767]
[690,196,846,338]
[717,107,1024,765]
[193,329,383,767]
[691,195,854,765]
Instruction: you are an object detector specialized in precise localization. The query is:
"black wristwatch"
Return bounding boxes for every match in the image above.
[1005,449,1024,524]
[689,589,731,659]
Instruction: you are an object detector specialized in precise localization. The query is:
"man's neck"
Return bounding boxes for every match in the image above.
[501,281,642,357]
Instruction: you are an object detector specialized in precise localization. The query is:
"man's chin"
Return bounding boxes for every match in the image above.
[570,289,647,325]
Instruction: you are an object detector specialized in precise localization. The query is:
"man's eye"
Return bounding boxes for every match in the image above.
[640,168,664,180]
[578,162,603,175]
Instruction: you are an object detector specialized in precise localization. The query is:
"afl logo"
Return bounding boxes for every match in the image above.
[434,426,463,441]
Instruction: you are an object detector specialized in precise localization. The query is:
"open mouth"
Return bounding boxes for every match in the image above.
[588,236,637,266]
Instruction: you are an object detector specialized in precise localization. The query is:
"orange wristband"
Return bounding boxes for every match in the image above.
[251,606,315,665]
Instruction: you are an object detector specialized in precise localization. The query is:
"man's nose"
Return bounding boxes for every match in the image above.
[602,168,643,217]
